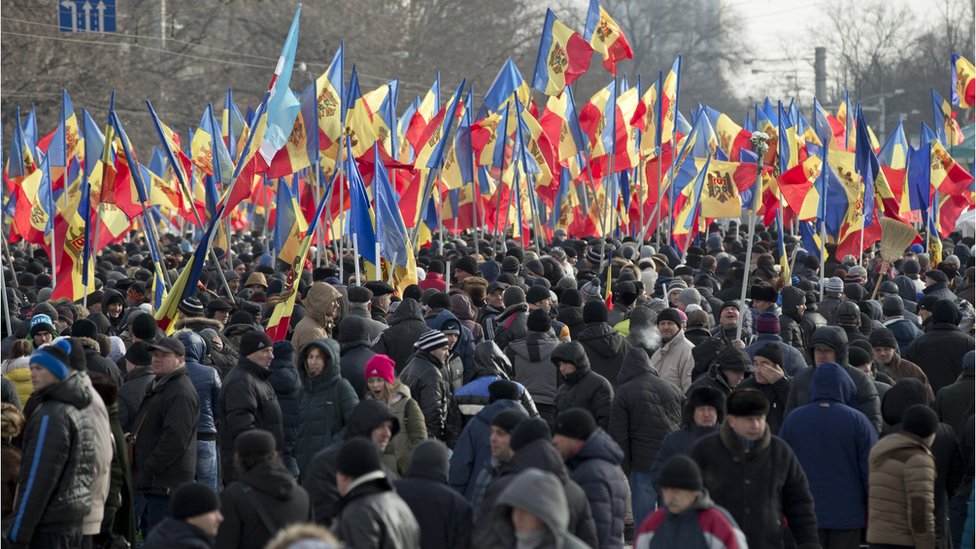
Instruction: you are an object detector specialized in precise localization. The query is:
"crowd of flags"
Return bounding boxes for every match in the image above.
[3,1,975,341]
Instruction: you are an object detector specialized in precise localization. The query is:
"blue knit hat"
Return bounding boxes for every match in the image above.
[29,340,72,380]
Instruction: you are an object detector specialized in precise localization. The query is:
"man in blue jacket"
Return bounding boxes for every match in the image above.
[779,362,877,549]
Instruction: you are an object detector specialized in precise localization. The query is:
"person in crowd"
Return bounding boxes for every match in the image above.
[737,343,791,434]
[176,331,222,490]
[693,301,753,378]
[395,440,472,549]
[362,354,426,476]
[687,346,752,398]
[117,341,154,431]
[504,309,560,423]
[576,301,632,385]
[337,316,377,398]
[551,341,614,430]
[2,339,33,406]
[869,327,933,400]
[485,468,590,549]
[905,299,976,394]
[337,286,386,343]
[143,482,223,549]
[293,339,358,474]
[650,386,725,489]
[650,308,697,392]
[268,340,303,476]
[468,409,527,517]
[291,282,342,353]
[399,329,453,440]
[371,297,429,373]
[935,350,975,436]
[745,312,807,376]
[493,286,529,351]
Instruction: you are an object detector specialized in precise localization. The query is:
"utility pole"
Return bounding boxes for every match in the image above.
[814,47,826,100]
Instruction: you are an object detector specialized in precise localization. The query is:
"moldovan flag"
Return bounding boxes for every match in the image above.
[583,0,632,75]
[532,9,593,96]
[951,53,975,108]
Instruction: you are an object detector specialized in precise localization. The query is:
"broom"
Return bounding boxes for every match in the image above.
[870,217,919,299]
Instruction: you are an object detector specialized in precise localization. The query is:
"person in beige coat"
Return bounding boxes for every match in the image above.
[867,404,939,549]
[650,308,696,393]
[363,354,428,476]
[290,282,341,363]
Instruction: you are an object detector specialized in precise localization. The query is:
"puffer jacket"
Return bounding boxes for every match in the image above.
[785,326,883,432]
[3,359,32,406]
[634,490,747,549]
[565,428,629,549]
[334,472,421,549]
[609,347,683,474]
[649,330,696,393]
[219,357,284,483]
[294,339,358,474]
[176,331,221,437]
[216,459,311,549]
[449,398,528,501]
[867,431,937,548]
[779,363,878,530]
[268,341,303,474]
[117,365,154,432]
[291,282,341,360]
[779,286,807,352]
[132,367,200,495]
[367,383,427,476]
[8,373,95,544]
[553,342,614,430]
[400,348,452,440]
[444,342,537,446]
[576,321,632,387]
[905,302,976,393]
[492,303,528,351]
[372,299,429,373]
[505,331,560,406]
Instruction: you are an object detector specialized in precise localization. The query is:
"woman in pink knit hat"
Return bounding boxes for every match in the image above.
[364,354,428,475]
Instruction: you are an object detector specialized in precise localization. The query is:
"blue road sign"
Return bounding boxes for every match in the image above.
[59,0,116,33]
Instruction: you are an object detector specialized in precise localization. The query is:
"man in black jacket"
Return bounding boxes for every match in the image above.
[905,299,976,393]
[575,301,632,385]
[8,341,95,548]
[395,440,473,549]
[372,298,429,373]
[552,341,614,430]
[690,389,819,549]
[399,329,453,440]
[218,331,283,484]
[609,347,683,525]
[133,336,201,537]
[143,483,222,549]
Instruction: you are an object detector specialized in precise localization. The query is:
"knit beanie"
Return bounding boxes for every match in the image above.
[552,408,597,441]
[234,429,276,458]
[755,312,780,335]
[882,295,904,317]
[560,289,583,307]
[580,279,603,302]
[240,331,273,358]
[848,346,872,367]
[583,301,609,324]
[901,404,939,439]
[717,347,751,372]
[455,256,479,276]
[656,308,683,326]
[753,342,783,367]
[71,318,99,340]
[657,455,703,491]
[364,354,396,385]
[491,409,528,434]
[868,328,898,350]
[509,418,552,451]
[29,341,71,380]
[823,277,844,295]
[29,314,57,337]
[130,313,159,341]
[676,288,702,307]
[503,286,526,308]
[525,285,551,305]
[336,437,384,478]
[526,309,551,333]
[414,329,449,352]
[170,482,220,520]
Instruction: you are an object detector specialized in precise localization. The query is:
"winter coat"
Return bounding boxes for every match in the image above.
[367,384,427,476]
[302,400,400,524]
[692,327,754,380]
[444,342,537,446]
[557,305,586,340]
[874,353,935,402]
[3,360,32,406]
[372,299,429,373]
[339,340,375,398]
[883,317,925,355]
[565,428,629,549]
[609,347,683,474]
[505,331,560,406]
[576,322,632,387]
[215,460,311,549]
[690,422,820,549]
[779,362,878,529]
[334,472,421,549]
[79,374,115,536]
[77,336,124,387]
[177,331,221,437]
[482,468,590,549]
[132,367,200,495]
[219,357,284,483]
[650,330,696,393]
[779,286,807,352]
[174,316,237,376]
[785,326,883,432]
[452,292,485,344]
[337,306,387,344]
[294,339,359,474]
[474,438,598,549]
[395,444,473,549]
[649,386,725,487]
[737,374,791,435]
[143,517,214,549]
[635,491,748,549]
[552,342,614,430]
[493,303,529,352]
[2,441,20,516]
[935,361,975,436]
[819,295,842,325]
[291,282,341,359]
[117,365,154,432]
[905,317,976,393]
[268,341,303,474]
[7,373,95,544]
[418,271,447,292]
[104,401,135,546]
[449,399,527,501]
[867,431,937,548]
[426,308,476,378]
[399,348,451,440]
[745,334,807,377]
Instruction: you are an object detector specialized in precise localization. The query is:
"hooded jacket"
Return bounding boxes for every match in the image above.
[75,336,125,387]
[505,330,560,406]
[426,309,474,384]
[395,442,473,549]
[905,301,976,393]
[302,400,400,524]
[452,292,485,344]
[132,367,200,495]
[291,282,341,359]
[219,356,284,484]
[867,432,937,548]
[294,339,359,474]
[779,363,878,529]
[649,386,725,487]
[557,305,586,340]
[475,440,597,549]
[785,326,883,432]
[487,469,590,549]
[449,398,528,501]
[690,421,819,549]
[177,331,221,437]
[334,471,421,549]
[8,373,95,544]
[566,428,629,549]
[216,459,311,549]
[372,299,429,373]
[610,348,684,474]
[268,341,303,474]
[552,342,614,430]
[634,490,747,549]
[339,334,375,399]
[779,286,807,351]
[576,321,632,387]
[3,358,32,406]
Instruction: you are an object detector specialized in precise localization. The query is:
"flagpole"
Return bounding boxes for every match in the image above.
[819,146,828,301]
[737,133,768,341]
[352,233,361,286]
[492,102,512,238]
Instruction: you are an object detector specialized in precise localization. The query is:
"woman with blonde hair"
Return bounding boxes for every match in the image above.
[2,339,34,405]
[363,354,427,475]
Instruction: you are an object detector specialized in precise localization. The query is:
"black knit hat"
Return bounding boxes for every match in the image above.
[901,404,939,439]
[509,418,552,451]
[553,408,597,441]
[657,455,703,491]
[560,289,582,307]
[488,379,521,402]
[753,342,783,367]
[240,331,273,358]
[71,318,98,340]
[491,409,528,434]
[427,292,453,310]
[336,437,384,478]
[125,341,153,366]
[234,429,276,458]
[717,346,751,372]
[525,285,551,305]
[170,482,220,519]
[726,388,770,417]
[583,301,608,323]
[869,327,898,350]
[656,308,682,326]
[848,346,872,367]
[455,256,478,276]
[526,309,551,333]
[503,286,526,308]
[130,313,158,341]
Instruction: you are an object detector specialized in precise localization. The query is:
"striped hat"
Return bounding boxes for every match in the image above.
[414,329,449,352]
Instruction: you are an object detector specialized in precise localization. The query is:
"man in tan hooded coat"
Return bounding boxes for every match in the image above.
[291,282,342,363]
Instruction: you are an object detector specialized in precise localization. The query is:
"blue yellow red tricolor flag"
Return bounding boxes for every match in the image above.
[532,10,593,96]
[583,0,633,75]
[951,53,975,108]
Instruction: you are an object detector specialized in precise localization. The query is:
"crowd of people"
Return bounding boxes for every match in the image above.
[1,221,975,549]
